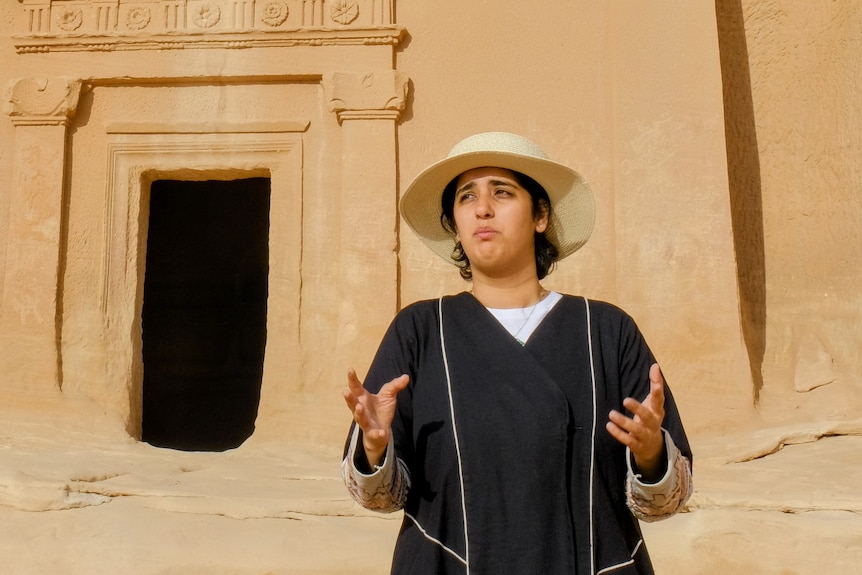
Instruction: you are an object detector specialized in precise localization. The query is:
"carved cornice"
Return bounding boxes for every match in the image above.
[323,70,408,123]
[14,27,406,53]
[3,77,83,126]
[14,0,404,53]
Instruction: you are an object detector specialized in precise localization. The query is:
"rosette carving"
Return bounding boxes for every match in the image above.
[57,9,84,32]
[330,0,359,25]
[261,1,289,27]
[126,7,152,31]
[192,2,221,29]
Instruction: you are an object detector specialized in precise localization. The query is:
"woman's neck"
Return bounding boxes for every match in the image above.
[469,275,547,309]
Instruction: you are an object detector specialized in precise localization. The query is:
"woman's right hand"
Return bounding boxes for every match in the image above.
[342,369,410,467]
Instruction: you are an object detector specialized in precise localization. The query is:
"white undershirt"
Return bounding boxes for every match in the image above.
[485,290,562,344]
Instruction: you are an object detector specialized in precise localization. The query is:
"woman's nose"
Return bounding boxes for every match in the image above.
[475,192,493,218]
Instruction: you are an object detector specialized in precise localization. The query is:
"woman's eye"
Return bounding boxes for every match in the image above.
[494,188,511,196]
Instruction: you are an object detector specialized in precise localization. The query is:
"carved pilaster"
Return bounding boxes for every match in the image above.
[322,70,406,376]
[0,77,82,391]
[323,70,408,124]
[4,77,82,126]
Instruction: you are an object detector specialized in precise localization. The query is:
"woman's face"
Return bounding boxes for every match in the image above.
[452,167,548,279]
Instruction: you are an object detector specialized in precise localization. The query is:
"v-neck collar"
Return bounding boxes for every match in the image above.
[458,290,564,348]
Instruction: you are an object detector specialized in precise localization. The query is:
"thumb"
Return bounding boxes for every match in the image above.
[647,363,665,405]
[383,374,410,395]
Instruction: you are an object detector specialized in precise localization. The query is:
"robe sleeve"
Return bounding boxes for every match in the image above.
[340,303,428,513]
[624,429,694,522]
[609,303,694,522]
[341,424,411,513]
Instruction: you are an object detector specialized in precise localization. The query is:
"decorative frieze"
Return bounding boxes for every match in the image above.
[16,0,400,53]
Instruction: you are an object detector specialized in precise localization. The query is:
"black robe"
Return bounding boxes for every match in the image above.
[349,293,692,575]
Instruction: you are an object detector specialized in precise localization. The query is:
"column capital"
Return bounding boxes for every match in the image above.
[323,70,409,123]
[4,77,83,126]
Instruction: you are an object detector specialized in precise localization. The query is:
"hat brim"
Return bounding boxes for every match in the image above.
[400,150,595,264]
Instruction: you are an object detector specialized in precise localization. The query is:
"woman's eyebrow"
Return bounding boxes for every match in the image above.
[455,181,476,196]
[456,178,518,195]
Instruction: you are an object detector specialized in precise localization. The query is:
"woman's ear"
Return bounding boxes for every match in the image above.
[535,199,550,232]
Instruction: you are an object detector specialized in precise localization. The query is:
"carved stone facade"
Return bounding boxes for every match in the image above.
[4,0,408,444]
[2,2,861,573]
[1,0,859,457]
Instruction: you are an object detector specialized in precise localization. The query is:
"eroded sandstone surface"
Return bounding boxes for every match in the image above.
[0,399,859,574]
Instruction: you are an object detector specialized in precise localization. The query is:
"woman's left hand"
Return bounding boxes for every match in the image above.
[606,363,667,481]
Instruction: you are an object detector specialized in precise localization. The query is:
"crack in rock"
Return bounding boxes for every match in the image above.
[728,421,862,463]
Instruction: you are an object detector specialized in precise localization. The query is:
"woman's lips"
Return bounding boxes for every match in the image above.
[474,227,497,239]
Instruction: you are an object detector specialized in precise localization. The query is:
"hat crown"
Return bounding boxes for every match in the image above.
[447,132,550,161]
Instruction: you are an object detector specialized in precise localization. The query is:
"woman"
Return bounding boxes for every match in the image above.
[341,132,693,575]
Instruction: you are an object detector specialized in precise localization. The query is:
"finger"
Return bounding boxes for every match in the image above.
[342,387,359,411]
[605,420,635,448]
[610,405,663,447]
[622,396,662,425]
[650,362,663,383]
[648,363,666,406]
[352,402,378,432]
[623,401,664,441]
[608,412,661,457]
[381,374,410,396]
[346,368,364,393]
[608,409,642,435]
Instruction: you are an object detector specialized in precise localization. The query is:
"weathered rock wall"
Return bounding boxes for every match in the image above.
[0,2,860,574]
[395,1,753,430]
[738,0,862,419]
[0,0,858,447]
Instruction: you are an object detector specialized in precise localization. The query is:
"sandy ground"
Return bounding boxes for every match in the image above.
[0,406,860,574]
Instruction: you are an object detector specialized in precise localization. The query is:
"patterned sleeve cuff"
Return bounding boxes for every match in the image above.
[625,429,693,522]
[341,426,410,513]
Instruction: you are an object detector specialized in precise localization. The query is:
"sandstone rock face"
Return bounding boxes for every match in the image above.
[0,1,859,573]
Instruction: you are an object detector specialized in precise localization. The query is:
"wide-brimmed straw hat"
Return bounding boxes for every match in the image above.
[400,131,595,264]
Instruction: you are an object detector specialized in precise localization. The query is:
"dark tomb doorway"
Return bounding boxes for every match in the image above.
[142,177,270,451]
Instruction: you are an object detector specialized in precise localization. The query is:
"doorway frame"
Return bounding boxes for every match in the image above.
[103,122,307,438]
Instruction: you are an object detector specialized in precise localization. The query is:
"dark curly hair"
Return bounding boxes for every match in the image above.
[439,170,559,280]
